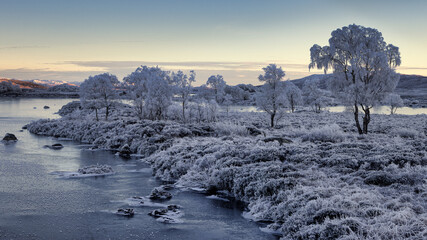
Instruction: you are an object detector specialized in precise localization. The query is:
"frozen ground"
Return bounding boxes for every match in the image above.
[26,104,427,239]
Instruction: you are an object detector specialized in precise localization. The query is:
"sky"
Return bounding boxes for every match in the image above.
[1,0,427,86]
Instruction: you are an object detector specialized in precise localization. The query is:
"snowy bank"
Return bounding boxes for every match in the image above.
[26,106,427,239]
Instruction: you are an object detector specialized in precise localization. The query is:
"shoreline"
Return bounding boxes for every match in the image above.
[24,106,427,239]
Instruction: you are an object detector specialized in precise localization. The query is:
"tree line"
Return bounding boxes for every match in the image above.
[80,24,403,134]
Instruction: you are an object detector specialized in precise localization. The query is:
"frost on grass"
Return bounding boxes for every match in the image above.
[27,107,427,239]
[144,114,426,239]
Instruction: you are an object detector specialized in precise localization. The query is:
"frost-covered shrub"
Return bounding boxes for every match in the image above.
[302,124,346,143]
[212,122,249,136]
[391,128,420,139]
[27,104,427,240]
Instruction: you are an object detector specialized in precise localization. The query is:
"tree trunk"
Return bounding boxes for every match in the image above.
[182,101,186,123]
[95,108,99,121]
[290,96,295,113]
[270,113,275,128]
[354,104,363,134]
[362,108,370,134]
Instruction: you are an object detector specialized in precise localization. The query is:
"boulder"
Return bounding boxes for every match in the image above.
[116,208,134,217]
[149,187,172,200]
[118,144,132,158]
[246,126,264,136]
[2,133,18,142]
[43,105,50,109]
[148,205,182,222]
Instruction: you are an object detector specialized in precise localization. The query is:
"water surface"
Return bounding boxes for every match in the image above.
[0,98,276,240]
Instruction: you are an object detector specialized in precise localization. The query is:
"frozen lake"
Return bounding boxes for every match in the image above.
[0,98,277,240]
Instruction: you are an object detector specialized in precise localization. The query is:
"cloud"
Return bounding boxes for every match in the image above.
[0,45,49,50]
[397,66,427,70]
[57,60,312,72]
[1,61,319,85]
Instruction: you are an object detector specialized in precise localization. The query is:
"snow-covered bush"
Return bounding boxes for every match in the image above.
[302,124,347,143]
[57,101,81,116]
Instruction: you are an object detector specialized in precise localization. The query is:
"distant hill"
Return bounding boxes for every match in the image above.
[289,74,332,90]
[28,79,78,87]
[0,78,48,90]
[0,77,79,98]
[288,73,427,106]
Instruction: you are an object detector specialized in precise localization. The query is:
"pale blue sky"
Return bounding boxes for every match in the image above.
[1,0,426,85]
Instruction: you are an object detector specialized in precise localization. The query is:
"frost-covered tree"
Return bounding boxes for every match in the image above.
[256,64,287,127]
[123,66,172,120]
[206,75,226,103]
[283,81,302,113]
[223,94,233,116]
[384,93,404,114]
[145,75,173,120]
[302,79,329,113]
[207,99,219,122]
[309,24,401,134]
[172,70,195,122]
[80,73,119,121]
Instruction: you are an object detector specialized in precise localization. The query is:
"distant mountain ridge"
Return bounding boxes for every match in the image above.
[28,79,78,87]
[0,78,48,89]
[0,77,77,89]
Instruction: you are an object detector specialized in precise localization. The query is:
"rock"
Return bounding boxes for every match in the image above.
[246,126,264,136]
[118,144,132,158]
[148,204,182,220]
[43,105,50,109]
[51,143,64,149]
[116,208,134,217]
[77,165,114,175]
[2,133,18,142]
[43,143,64,149]
[148,208,169,217]
[149,187,172,200]
[263,136,293,145]
[22,125,28,130]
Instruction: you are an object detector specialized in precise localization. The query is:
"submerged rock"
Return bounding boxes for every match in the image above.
[2,133,18,142]
[43,105,50,109]
[116,208,134,217]
[149,187,172,200]
[44,143,64,149]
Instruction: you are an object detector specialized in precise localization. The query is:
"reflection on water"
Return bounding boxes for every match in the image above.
[327,106,427,115]
[0,98,276,240]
